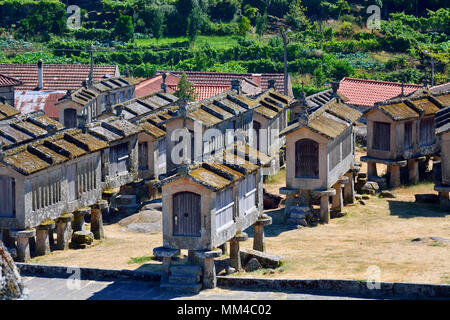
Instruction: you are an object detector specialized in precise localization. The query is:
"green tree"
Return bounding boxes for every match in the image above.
[187,7,205,43]
[255,11,268,38]
[320,0,350,19]
[237,16,251,36]
[175,73,197,101]
[284,0,309,31]
[150,7,165,41]
[114,14,134,42]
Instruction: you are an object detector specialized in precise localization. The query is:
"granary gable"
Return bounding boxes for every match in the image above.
[280,98,362,140]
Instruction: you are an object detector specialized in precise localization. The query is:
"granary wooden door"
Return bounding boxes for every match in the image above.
[173,192,201,237]
[0,176,15,217]
[295,139,319,178]
[64,109,77,128]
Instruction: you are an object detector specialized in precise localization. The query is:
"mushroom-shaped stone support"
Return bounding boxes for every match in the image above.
[91,202,106,240]
[153,247,179,283]
[196,248,222,289]
[10,229,36,262]
[73,207,91,232]
[312,189,336,224]
[253,215,272,252]
[56,213,73,250]
[230,232,248,271]
[36,221,56,256]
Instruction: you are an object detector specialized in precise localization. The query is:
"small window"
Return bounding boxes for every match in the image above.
[295,139,319,178]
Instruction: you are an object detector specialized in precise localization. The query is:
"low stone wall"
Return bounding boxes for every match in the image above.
[17,263,160,282]
[216,277,450,299]
[15,263,450,299]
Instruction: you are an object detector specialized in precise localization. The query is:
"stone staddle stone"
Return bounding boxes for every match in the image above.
[37,221,56,230]
[255,215,272,226]
[56,213,73,223]
[153,246,179,258]
[233,232,248,242]
[10,229,36,239]
[195,248,222,259]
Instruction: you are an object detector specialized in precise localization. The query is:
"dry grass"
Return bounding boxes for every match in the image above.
[30,151,450,284]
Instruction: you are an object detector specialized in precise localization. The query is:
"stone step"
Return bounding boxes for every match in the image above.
[169,274,201,284]
[169,265,202,277]
[160,282,202,294]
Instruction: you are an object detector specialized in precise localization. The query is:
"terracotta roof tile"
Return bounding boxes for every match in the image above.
[0,73,22,87]
[0,64,119,91]
[339,77,422,108]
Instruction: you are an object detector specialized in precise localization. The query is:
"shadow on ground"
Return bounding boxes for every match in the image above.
[388,200,446,219]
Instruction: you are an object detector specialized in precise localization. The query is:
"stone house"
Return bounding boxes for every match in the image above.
[155,144,272,290]
[362,90,449,188]
[56,77,137,128]
[434,105,450,211]
[280,94,362,223]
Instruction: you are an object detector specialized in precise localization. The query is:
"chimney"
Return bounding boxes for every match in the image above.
[268,79,276,90]
[37,59,43,90]
[231,79,242,94]
[161,72,167,93]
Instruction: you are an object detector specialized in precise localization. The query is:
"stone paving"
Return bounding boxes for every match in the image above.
[22,276,365,300]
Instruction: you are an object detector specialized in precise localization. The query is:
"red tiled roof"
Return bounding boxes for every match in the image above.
[160,71,292,96]
[0,73,22,87]
[0,64,120,91]
[338,77,423,108]
[137,72,264,101]
[15,90,66,119]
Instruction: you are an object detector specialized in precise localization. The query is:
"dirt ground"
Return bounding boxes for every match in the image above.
[30,150,450,284]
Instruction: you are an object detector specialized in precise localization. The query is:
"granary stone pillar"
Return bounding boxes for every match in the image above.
[188,250,202,265]
[102,188,120,215]
[312,189,336,224]
[73,207,91,232]
[48,222,56,249]
[2,229,16,248]
[153,247,179,283]
[332,177,347,214]
[219,242,228,256]
[253,215,272,252]
[367,162,378,178]
[35,221,56,256]
[389,165,401,189]
[440,192,450,211]
[10,229,36,262]
[91,202,106,240]
[56,213,73,250]
[196,249,222,289]
[343,171,355,204]
[230,232,248,271]
[408,159,419,185]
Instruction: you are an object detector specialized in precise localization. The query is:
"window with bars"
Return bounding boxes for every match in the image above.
[216,187,234,230]
[373,122,391,151]
[420,117,434,146]
[342,133,352,158]
[404,121,413,150]
[295,139,319,178]
[77,157,98,195]
[31,170,62,211]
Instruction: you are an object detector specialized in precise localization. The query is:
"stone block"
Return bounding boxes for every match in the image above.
[244,258,263,272]
[240,248,283,269]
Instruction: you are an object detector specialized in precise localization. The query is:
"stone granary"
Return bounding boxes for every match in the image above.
[247,85,296,174]
[0,114,141,262]
[279,92,362,224]
[164,87,256,175]
[434,105,450,211]
[0,101,21,122]
[56,77,138,128]
[154,144,272,292]
[362,89,449,188]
